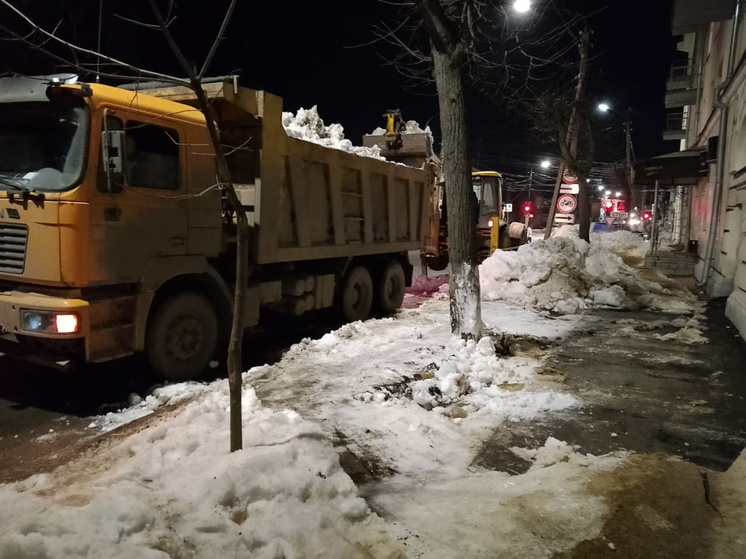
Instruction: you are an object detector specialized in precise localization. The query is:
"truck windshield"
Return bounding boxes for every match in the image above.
[0,100,89,193]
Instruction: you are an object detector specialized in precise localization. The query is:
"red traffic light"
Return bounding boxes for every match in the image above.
[523,203,532,213]
[643,212,651,220]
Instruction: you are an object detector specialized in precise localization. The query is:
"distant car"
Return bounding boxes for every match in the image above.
[590,222,611,234]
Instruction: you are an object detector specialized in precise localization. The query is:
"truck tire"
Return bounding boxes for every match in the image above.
[376,260,406,314]
[339,266,373,322]
[146,292,218,382]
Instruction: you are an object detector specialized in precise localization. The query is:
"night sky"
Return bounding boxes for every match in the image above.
[1,0,679,177]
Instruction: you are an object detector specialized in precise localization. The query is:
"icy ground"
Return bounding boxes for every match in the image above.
[0,232,734,558]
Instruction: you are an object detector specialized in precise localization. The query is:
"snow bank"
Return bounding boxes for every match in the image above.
[0,382,402,559]
[479,228,693,314]
[282,106,384,160]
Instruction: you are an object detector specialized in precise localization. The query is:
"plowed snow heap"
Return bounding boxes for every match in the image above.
[479,228,693,314]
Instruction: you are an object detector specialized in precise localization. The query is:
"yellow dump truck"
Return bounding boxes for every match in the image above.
[0,75,434,379]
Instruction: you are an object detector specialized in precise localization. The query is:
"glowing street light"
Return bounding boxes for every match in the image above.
[540,160,551,169]
[615,191,622,197]
[598,103,611,112]
[513,0,531,13]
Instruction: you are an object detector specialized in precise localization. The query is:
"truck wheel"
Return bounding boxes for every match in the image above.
[146,292,218,382]
[376,260,405,314]
[339,266,373,322]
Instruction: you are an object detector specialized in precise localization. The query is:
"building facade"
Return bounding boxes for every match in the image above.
[666,0,746,339]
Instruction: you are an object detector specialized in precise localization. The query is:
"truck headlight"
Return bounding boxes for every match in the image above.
[20,310,80,334]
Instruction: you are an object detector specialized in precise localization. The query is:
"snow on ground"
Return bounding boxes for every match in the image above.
[1,245,700,558]
[479,228,694,314]
[0,383,402,559]
[0,299,597,558]
[246,299,582,479]
[369,437,628,559]
[282,106,385,160]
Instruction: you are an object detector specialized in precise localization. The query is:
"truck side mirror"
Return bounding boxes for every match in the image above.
[101,129,124,192]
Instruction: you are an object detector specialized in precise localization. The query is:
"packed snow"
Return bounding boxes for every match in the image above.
[479,227,695,314]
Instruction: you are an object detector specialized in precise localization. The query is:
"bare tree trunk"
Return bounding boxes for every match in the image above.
[431,46,482,339]
[147,0,246,451]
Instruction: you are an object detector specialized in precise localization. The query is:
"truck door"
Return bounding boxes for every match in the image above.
[89,112,188,285]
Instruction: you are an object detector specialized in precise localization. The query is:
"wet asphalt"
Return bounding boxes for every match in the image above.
[474,297,746,474]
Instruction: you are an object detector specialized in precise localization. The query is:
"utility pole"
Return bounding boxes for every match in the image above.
[544,30,591,240]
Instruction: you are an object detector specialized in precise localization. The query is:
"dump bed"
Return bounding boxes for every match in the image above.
[137,80,435,265]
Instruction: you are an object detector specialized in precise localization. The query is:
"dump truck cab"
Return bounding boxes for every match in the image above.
[0,75,222,370]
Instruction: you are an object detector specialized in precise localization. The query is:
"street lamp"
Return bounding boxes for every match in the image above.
[513,0,531,13]
[598,103,611,113]
[540,160,551,169]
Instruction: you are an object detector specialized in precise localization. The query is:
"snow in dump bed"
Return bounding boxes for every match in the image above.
[282,105,385,160]
[479,227,694,314]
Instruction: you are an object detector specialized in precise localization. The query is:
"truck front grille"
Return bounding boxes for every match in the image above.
[0,223,28,274]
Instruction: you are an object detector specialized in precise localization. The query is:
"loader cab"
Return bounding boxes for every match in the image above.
[472,171,504,258]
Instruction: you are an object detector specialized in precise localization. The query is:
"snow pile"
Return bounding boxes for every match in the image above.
[0,382,402,559]
[590,230,645,252]
[282,106,384,160]
[479,228,693,314]
[411,336,580,418]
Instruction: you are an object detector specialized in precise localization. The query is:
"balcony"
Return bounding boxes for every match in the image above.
[663,112,688,141]
[665,61,697,108]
